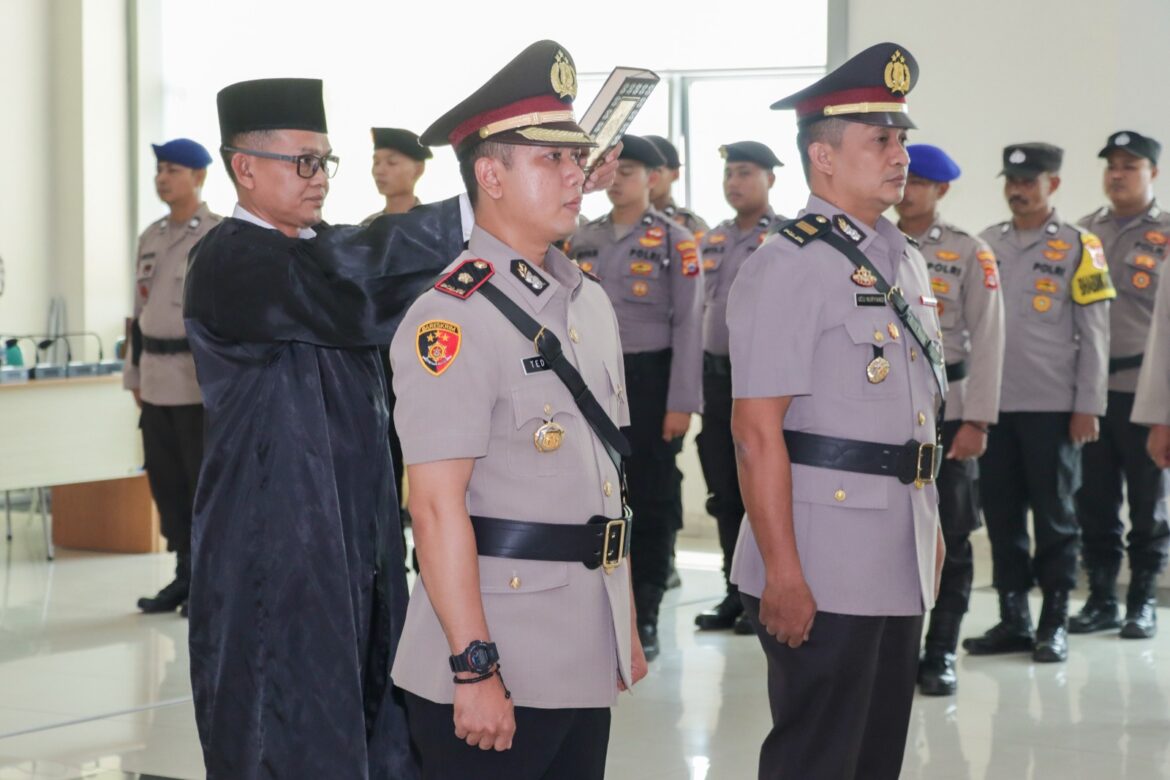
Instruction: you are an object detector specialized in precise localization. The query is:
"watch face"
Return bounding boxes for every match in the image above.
[469,645,491,670]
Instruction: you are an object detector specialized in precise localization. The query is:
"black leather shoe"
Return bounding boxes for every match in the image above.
[733,613,755,635]
[695,592,743,631]
[638,623,660,662]
[917,651,957,696]
[1120,572,1159,639]
[963,591,1034,655]
[137,579,189,614]
[1033,591,1069,663]
[1069,567,1121,633]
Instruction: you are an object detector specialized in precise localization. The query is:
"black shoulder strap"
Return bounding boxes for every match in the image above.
[819,230,948,395]
[476,282,632,464]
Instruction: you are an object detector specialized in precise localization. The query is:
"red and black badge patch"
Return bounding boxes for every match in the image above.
[436,258,494,299]
[416,320,461,376]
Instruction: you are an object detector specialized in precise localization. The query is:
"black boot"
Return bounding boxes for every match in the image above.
[918,610,962,696]
[732,613,755,635]
[962,591,1034,655]
[137,551,190,614]
[1120,571,1159,639]
[1069,566,1121,634]
[1033,590,1069,663]
[635,584,664,662]
[695,589,743,631]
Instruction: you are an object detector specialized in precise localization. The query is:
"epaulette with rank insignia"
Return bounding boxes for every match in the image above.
[435,258,494,299]
[778,214,832,247]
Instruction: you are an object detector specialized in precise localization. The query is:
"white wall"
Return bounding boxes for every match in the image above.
[0,0,53,349]
[847,0,1170,233]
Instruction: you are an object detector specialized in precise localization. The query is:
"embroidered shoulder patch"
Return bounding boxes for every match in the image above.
[436,258,494,299]
[778,214,831,247]
[416,320,461,376]
[1071,232,1117,305]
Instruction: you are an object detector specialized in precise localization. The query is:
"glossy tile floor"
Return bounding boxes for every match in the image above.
[1,513,1168,779]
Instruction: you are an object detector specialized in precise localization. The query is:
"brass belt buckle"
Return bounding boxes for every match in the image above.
[601,518,627,574]
[914,442,939,489]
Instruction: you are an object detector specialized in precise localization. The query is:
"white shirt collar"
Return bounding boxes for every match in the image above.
[232,203,317,239]
[457,192,474,242]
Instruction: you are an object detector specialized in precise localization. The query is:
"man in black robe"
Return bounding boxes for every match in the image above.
[183,77,620,778]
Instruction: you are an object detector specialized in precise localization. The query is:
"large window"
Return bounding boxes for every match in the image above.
[144,0,826,228]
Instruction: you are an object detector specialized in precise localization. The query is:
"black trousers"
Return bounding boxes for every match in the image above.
[979,412,1081,593]
[1076,391,1170,575]
[934,420,980,615]
[404,692,610,780]
[623,349,683,614]
[696,354,743,589]
[741,596,922,780]
[139,401,204,555]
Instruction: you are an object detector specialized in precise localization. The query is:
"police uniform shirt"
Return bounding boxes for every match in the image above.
[914,219,1005,422]
[124,202,222,405]
[661,199,710,240]
[727,194,942,616]
[1078,201,1170,392]
[979,212,1113,415]
[567,208,704,414]
[389,225,632,708]
[701,209,784,356]
[1133,270,1170,426]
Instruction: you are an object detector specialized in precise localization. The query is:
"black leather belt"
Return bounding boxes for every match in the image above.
[142,336,191,355]
[470,513,630,573]
[945,361,968,382]
[1109,354,1143,374]
[784,430,941,486]
[703,352,732,377]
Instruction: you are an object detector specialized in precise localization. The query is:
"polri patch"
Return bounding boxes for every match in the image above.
[416,320,461,376]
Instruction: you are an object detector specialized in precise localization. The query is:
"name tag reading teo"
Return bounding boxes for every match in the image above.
[522,356,551,375]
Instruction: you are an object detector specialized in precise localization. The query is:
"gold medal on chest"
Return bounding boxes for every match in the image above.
[534,420,566,452]
[851,266,878,287]
[866,356,891,384]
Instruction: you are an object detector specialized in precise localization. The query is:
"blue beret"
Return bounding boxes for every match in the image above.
[151,138,213,169]
[907,144,960,183]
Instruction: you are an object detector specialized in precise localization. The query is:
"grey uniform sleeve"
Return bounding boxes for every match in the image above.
[958,238,1005,423]
[666,226,704,414]
[123,233,147,392]
[390,294,500,465]
[1071,237,1112,416]
[1133,270,1170,425]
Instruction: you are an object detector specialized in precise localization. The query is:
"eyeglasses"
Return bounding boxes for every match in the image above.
[222,145,340,179]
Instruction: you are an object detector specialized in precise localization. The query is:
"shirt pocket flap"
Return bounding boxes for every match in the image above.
[479,556,571,594]
[844,311,891,347]
[510,379,566,429]
[792,466,890,510]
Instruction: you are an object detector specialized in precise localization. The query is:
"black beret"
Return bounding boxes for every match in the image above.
[644,135,681,169]
[1098,130,1160,165]
[1001,143,1064,177]
[720,140,783,169]
[217,78,327,141]
[618,135,667,168]
[420,40,593,156]
[772,42,918,129]
[371,127,432,160]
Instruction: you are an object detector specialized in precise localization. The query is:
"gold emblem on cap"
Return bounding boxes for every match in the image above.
[866,356,891,384]
[885,50,911,95]
[551,50,577,99]
[534,420,565,452]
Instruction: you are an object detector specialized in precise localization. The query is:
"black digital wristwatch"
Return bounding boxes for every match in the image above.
[449,640,499,674]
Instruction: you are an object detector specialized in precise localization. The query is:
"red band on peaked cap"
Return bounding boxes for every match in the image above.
[796,86,906,120]
[448,95,570,148]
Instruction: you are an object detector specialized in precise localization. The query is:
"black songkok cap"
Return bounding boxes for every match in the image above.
[217,78,328,142]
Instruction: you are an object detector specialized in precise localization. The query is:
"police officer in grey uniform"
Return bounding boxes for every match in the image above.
[646,134,710,239]
[125,138,222,615]
[895,143,1005,695]
[389,41,646,778]
[693,140,785,634]
[964,143,1115,663]
[729,43,945,779]
[361,127,431,225]
[566,135,704,661]
[1072,131,1169,639]
[1135,271,1170,471]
